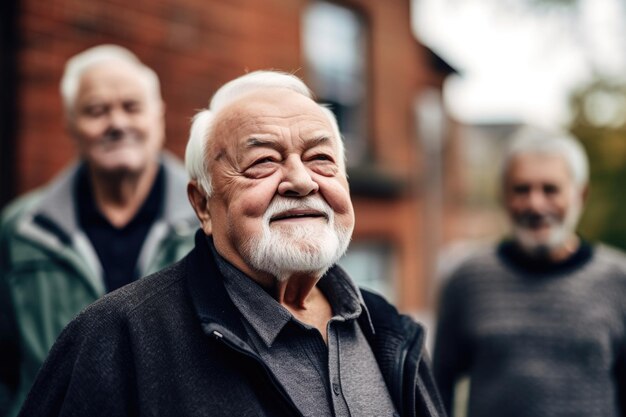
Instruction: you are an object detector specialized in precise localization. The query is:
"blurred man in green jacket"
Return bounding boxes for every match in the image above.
[0,45,196,416]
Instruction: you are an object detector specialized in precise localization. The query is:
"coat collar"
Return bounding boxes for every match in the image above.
[30,151,193,237]
[186,231,250,340]
[185,230,442,417]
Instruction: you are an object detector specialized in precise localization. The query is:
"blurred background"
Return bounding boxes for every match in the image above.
[1,0,625,320]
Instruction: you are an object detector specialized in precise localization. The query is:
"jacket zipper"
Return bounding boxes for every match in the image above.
[211,330,303,417]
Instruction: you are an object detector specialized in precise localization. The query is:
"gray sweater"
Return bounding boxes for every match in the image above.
[433,241,626,417]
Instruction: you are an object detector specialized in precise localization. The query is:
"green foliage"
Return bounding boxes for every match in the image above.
[568,79,626,249]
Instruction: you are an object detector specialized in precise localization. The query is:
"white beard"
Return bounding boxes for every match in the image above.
[514,198,583,255]
[242,196,353,281]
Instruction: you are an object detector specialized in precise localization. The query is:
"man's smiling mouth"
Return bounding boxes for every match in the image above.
[270,210,327,222]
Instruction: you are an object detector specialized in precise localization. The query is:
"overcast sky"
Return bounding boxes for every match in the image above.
[412,0,626,128]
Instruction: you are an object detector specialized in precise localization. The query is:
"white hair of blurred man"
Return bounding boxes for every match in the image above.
[60,44,162,115]
[501,126,589,191]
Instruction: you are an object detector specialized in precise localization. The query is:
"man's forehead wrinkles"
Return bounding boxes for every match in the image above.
[232,107,327,123]
[233,120,332,142]
[229,116,281,137]
[217,102,337,153]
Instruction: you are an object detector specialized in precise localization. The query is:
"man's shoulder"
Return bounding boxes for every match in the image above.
[1,164,79,234]
[360,288,399,317]
[72,257,189,329]
[593,242,626,261]
[159,152,197,229]
[0,189,45,231]
[161,151,187,177]
[590,243,626,275]
[434,243,505,301]
[446,244,502,278]
[359,288,423,337]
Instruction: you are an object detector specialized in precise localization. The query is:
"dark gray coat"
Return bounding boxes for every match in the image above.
[19,232,445,417]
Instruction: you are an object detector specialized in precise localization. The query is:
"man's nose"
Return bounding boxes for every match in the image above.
[108,108,131,129]
[277,156,319,197]
[527,189,548,210]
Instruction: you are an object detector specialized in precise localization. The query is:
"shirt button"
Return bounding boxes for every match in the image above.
[332,382,341,395]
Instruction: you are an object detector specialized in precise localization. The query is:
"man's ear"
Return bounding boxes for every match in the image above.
[187,180,212,235]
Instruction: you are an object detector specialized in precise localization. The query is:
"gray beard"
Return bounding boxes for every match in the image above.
[513,200,582,256]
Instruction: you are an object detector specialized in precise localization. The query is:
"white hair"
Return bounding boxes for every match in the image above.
[501,126,589,190]
[60,44,162,114]
[184,70,346,196]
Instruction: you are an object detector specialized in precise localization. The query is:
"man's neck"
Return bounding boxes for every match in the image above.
[260,272,332,326]
[545,235,581,263]
[89,162,159,228]
[280,280,333,343]
[516,234,581,264]
[211,239,334,342]
[260,272,333,342]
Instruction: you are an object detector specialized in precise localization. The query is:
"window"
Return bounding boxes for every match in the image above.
[303,0,369,166]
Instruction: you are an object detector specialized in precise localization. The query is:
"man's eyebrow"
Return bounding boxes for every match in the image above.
[245,137,280,150]
[244,135,333,150]
[305,135,332,148]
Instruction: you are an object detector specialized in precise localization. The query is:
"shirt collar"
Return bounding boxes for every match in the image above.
[209,237,373,347]
[75,163,165,229]
[498,238,593,275]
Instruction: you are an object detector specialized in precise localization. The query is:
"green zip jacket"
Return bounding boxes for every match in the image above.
[0,153,197,417]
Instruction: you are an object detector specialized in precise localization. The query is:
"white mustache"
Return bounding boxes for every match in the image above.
[98,129,142,149]
[515,211,560,228]
[264,196,333,223]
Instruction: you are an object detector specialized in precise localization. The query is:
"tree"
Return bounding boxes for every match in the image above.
[568,78,626,249]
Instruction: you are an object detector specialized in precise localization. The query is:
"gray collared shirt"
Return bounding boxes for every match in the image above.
[212,244,397,417]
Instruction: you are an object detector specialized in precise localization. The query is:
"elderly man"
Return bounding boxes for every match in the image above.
[0,45,196,416]
[16,71,445,417]
[433,128,626,417]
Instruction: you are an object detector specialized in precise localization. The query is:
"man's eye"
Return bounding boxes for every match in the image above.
[252,157,276,165]
[124,101,142,113]
[83,106,107,117]
[311,154,332,162]
[244,157,280,178]
[544,185,559,194]
[512,185,530,194]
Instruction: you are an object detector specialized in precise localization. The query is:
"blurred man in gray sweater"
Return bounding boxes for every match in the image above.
[433,128,626,417]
